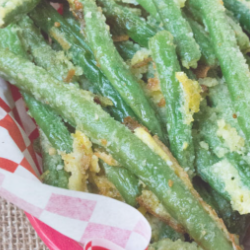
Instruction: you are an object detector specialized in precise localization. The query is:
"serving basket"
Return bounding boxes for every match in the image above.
[0,79,151,250]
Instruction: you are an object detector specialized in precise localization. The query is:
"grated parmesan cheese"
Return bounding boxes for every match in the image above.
[217,119,245,153]
[211,159,250,214]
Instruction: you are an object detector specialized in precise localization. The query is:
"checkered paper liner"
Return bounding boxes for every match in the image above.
[0,79,151,250]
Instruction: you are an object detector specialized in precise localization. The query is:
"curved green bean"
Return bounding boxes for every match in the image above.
[0,49,239,250]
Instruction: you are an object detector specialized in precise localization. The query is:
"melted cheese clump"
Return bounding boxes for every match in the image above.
[176,72,202,125]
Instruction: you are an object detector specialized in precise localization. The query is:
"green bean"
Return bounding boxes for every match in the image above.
[185,3,250,53]
[114,41,141,61]
[0,0,40,28]
[183,5,203,24]
[62,5,82,33]
[22,92,73,153]
[97,0,156,48]
[157,224,184,243]
[223,0,250,34]
[226,12,250,54]
[146,214,185,243]
[0,19,73,152]
[39,129,70,189]
[184,14,217,67]
[181,66,197,80]
[193,177,250,237]
[188,0,250,148]
[197,97,246,157]
[18,16,81,84]
[194,120,250,215]
[0,49,239,250]
[29,1,136,123]
[208,83,245,139]
[149,30,197,177]
[136,0,160,20]
[103,164,140,206]
[103,159,183,228]
[0,15,71,188]
[81,0,166,142]
[0,23,28,58]
[18,15,131,121]
[152,0,201,69]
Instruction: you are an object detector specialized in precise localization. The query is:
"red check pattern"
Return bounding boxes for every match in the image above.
[0,80,151,250]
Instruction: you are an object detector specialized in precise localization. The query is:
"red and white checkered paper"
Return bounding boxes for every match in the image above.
[0,79,151,250]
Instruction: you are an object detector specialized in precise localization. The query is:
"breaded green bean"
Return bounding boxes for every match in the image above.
[39,129,69,189]
[152,0,201,68]
[97,0,156,48]
[149,30,199,177]
[188,0,250,148]
[194,138,250,215]
[223,0,250,34]
[22,92,73,153]
[193,177,250,237]
[226,12,250,54]
[0,23,28,58]
[103,163,140,206]
[80,0,166,142]
[184,14,217,67]
[29,1,136,123]
[194,104,250,215]
[0,0,40,27]
[0,16,71,188]
[0,49,240,250]
[18,16,82,84]
[136,0,159,20]
[115,41,141,61]
[186,3,250,53]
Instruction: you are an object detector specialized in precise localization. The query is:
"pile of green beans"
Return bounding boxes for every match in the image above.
[2,0,250,248]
